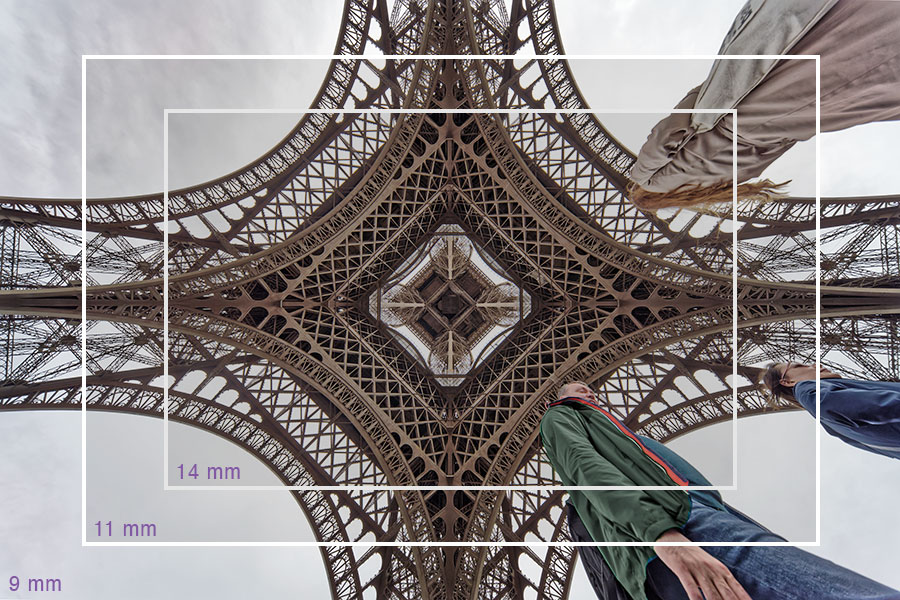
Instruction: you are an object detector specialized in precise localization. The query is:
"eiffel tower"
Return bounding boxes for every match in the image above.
[2,0,899,598]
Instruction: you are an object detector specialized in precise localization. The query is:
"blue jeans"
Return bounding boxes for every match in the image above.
[646,501,900,600]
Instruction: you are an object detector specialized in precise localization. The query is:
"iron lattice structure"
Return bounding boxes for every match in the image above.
[2,1,900,599]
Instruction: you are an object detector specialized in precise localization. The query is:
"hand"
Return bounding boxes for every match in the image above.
[653,529,752,600]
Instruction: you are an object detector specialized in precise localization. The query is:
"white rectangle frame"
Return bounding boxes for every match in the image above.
[81,53,820,547]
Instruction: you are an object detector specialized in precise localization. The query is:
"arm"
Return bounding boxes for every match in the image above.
[629,86,700,191]
[654,530,752,600]
[796,380,900,456]
[821,383,900,425]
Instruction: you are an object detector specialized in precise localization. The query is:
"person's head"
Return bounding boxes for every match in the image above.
[557,380,597,404]
[626,179,789,211]
[760,361,841,401]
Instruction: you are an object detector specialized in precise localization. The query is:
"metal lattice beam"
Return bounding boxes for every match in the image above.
[2,1,899,599]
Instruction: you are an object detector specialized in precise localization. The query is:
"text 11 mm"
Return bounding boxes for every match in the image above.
[9,576,61,592]
[95,520,157,537]
[178,463,241,480]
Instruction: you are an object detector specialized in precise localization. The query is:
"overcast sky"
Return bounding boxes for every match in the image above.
[1,0,898,598]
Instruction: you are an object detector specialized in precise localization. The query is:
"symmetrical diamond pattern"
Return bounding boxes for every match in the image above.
[369,223,530,385]
[2,1,899,600]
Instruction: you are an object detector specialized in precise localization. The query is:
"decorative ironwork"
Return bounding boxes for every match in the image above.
[370,223,530,385]
[2,0,899,599]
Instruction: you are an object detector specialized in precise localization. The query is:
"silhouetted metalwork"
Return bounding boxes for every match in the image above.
[2,1,899,599]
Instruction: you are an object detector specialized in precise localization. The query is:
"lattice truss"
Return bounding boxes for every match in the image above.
[2,0,900,599]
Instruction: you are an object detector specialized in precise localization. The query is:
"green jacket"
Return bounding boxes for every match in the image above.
[540,400,692,600]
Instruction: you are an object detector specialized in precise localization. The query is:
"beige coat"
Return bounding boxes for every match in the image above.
[630,0,900,193]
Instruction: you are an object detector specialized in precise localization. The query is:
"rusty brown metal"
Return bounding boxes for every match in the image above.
[2,0,900,599]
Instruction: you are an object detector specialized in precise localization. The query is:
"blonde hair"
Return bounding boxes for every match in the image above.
[758,362,800,408]
[627,179,789,211]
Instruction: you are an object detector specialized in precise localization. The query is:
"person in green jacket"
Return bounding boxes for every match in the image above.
[542,381,900,600]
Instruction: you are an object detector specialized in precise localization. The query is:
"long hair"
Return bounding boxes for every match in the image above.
[760,362,796,403]
[627,179,789,211]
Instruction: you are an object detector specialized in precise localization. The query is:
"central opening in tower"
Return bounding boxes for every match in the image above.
[369,223,531,386]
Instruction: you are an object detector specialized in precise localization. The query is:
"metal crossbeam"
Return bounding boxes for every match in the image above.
[2,1,899,599]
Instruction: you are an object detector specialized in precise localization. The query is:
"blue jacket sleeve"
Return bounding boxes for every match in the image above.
[795,380,900,457]
[797,380,900,425]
